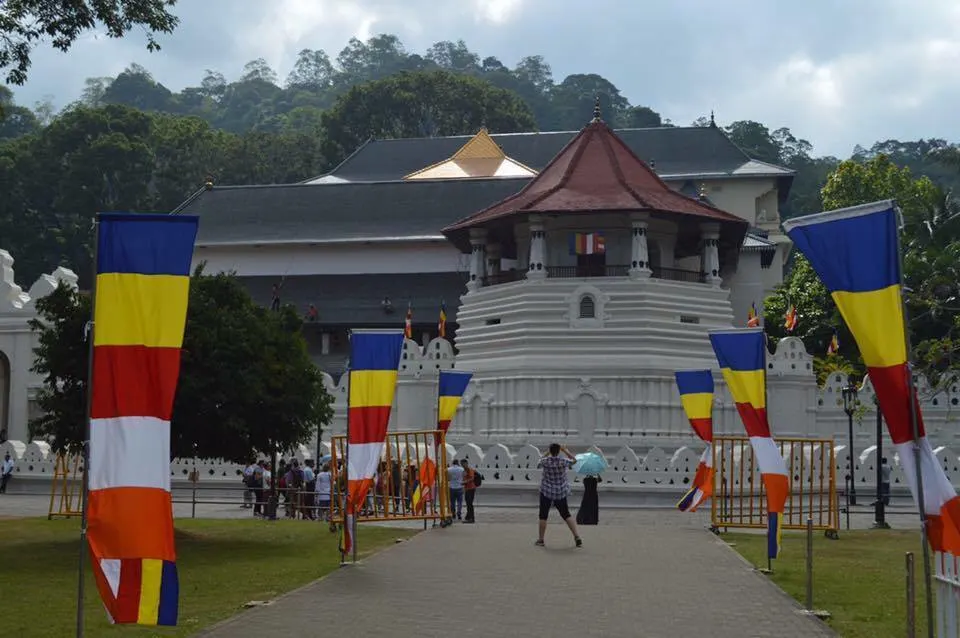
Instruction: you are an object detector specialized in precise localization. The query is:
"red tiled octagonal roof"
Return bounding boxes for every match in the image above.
[443,119,747,234]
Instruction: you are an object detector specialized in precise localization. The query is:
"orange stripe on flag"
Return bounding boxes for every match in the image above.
[929,495,960,555]
[88,488,175,561]
[761,472,789,514]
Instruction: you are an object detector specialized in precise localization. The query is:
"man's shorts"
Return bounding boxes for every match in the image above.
[539,493,571,520]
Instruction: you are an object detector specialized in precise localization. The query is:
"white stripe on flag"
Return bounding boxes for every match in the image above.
[348,441,385,483]
[89,416,171,491]
[895,438,956,516]
[749,436,789,476]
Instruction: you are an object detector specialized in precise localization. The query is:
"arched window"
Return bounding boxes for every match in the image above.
[579,295,596,319]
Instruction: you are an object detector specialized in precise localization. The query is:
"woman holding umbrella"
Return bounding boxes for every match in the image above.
[574,452,607,526]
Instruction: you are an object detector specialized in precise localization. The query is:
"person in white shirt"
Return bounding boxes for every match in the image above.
[447,460,465,521]
[1,453,14,493]
[242,461,257,509]
[315,464,333,521]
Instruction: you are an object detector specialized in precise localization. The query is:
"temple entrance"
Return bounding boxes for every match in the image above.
[576,252,606,277]
[0,351,9,442]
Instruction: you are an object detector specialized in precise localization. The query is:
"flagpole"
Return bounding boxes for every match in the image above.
[761,326,773,574]
[894,205,935,637]
[343,331,352,565]
[76,217,100,638]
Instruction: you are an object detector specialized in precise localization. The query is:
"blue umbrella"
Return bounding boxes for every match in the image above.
[573,452,608,476]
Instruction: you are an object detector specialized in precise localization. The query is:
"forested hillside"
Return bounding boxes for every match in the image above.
[2,33,959,289]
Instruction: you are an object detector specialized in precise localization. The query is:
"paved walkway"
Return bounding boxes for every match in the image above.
[198,509,834,638]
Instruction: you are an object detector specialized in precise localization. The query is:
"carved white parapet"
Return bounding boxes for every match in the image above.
[0,250,29,312]
[700,223,722,287]
[526,215,547,280]
[628,213,652,279]
[466,228,488,292]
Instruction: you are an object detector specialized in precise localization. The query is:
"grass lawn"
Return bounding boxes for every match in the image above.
[727,528,933,638]
[2,517,416,637]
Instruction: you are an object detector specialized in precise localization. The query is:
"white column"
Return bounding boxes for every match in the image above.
[701,223,722,287]
[466,228,488,292]
[526,215,547,280]
[628,213,652,279]
[487,243,502,279]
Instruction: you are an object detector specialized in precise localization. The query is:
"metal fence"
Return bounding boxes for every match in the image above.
[936,551,960,637]
[711,436,839,537]
[329,429,452,526]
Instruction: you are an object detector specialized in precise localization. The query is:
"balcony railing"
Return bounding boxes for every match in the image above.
[546,265,630,278]
[480,264,706,286]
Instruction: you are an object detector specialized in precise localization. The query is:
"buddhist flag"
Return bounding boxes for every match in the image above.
[784,200,960,554]
[784,304,798,332]
[404,304,413,340]
[343,330,404,555]
[569,232,605,255]
[747,302,760,327]
[674,370,715,512]
[438,301,447,338]
[438,370,473,433]
[709,328,789,559]
[827,331,839,356]
[88,213,198,626]
[411,444,438,514]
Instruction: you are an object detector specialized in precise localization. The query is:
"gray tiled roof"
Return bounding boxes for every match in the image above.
[186,179,526,244]
[317,126,794,183]
[237,272,468,325]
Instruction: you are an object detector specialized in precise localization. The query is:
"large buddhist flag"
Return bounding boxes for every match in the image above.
[438,370,473,433]
[709,329,789,558]
[784,200,960,553]
[674,370,715,512]
[343,330,404,555]
[88,213,198,626]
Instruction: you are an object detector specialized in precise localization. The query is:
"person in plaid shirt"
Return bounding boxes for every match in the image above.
[535,443,582,547]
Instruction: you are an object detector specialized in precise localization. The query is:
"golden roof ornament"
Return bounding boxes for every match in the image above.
[591,96,602,123]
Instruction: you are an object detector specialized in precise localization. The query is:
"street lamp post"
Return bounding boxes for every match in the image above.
[873,394,890,529]
[842,381,859,506]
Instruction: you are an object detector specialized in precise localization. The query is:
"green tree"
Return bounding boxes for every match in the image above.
[0,0,179,85]
[320,70,537,164]
[766,154,958,383]
[28,271,333,462]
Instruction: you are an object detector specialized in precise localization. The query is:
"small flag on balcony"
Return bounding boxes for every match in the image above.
[438,301,447,339]
[569,232,605,255]
[404,304,413,340]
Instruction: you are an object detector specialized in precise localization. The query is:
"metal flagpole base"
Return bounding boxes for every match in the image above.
[872,521,892,529]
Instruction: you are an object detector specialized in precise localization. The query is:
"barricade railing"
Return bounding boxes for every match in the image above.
[711,436,840,538]
[936,551,960,637]
[329,429,452,527]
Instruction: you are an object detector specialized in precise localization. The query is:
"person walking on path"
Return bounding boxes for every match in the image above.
[536,443,582,547]
[447,459,465,521]
[462,459,482,523]
[576,474,600,525]
[0,453,13,493]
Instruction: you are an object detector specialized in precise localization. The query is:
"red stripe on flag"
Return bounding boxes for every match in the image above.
[88,488,176,561]
[91,345,183,420]
[689,417,713,442]
[438,419,451,433]
[114,558,143,623]
[868,363,925,444]
[347,406,393,444]
[733,404,771,438]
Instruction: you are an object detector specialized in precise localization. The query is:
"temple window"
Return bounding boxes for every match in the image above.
[579,295,596,319]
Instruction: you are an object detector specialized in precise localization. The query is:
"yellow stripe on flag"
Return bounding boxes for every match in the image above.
[438,395,463,422]
[831,285,907,368]
[137,558,163,625]
[349,370,399,408]
[720,369,766,408]
[680,393,713,421]
[94,273,190,348]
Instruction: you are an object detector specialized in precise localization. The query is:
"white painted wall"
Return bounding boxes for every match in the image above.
[194,240,471,277]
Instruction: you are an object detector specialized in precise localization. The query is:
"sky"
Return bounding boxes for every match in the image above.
[8,0,960,158]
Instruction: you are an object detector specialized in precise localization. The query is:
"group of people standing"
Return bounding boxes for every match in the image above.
[446,458,482,523]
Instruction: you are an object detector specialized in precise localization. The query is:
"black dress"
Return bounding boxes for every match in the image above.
[576,476,600,525]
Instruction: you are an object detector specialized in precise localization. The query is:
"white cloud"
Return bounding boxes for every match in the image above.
[473,0,524,24]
